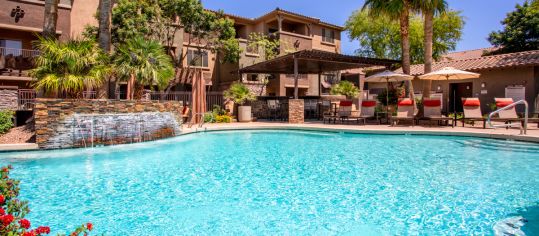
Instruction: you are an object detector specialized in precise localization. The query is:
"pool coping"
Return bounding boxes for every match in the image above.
[182,124,539,144]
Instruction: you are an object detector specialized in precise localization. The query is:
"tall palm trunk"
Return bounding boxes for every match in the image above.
[422,10,434,99]
[42,0,59,38]
[98,0,112,52]
[127,74,135,100]
[399,4,416,110]
[98,0,112,98]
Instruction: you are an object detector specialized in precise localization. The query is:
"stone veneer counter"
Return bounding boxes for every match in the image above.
[34,99,184,149]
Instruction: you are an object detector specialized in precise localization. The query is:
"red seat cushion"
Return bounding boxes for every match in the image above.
[495,98,513,107]
[362,101,377,107]
[398,99,413,106]
[182,106,188,114]
[339,101,353,106]
[462,99,480,107]
[423,99,441,107]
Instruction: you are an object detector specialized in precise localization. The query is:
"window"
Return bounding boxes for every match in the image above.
[186,49,208,68]
[0,39,23,56]
[322,29,335,43]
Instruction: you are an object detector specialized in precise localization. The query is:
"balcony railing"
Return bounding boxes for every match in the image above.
[1,47,39,77]
[0,47,39,58]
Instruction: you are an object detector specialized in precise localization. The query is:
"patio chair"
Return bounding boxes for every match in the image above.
[181,106,190,123]
[417,99,454,127]
[389,98,415,126]
[495,98,539,128]
[359,100,380,124]
[267,100,279,120]
[459,98,488,128]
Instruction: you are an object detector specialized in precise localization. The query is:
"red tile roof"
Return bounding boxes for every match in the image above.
[439,47,498,61]
[396,50,539,76]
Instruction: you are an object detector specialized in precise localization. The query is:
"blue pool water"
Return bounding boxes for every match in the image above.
[0,130,538,235]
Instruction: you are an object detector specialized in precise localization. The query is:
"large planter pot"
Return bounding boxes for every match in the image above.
[237,105,252,122]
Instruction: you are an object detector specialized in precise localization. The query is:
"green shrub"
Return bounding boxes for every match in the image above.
[377,89,399,106]
[330,81,360,98]
[215,115,232,123]
[203,105,232,123]
[0,110,14,134]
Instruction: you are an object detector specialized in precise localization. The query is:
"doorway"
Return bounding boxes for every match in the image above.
[449,82,473,112]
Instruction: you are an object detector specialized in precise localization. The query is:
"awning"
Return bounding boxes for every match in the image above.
[239,50,398,74]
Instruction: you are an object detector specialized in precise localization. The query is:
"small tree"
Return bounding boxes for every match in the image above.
[113,37,174,100]
[488,0,539,54]
[31,37,110,97]
[223,82,256,105]
[330,81,360,99]
[0,110,14,134]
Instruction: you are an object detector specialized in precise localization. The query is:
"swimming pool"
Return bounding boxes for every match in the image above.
[0,130,538,235]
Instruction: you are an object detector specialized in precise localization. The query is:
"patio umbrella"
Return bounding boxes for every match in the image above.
[418,67,480,118]
[191,69,207,124]
[365,70,414,114]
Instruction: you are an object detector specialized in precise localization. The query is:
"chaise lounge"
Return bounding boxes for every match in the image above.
[390,98,415,126]
[417,99,454,127]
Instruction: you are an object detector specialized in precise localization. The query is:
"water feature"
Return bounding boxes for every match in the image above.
[45,112,181,149]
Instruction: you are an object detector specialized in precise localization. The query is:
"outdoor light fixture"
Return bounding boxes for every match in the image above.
[481,82,486,88]
[436,85,441,91]
[466,85,470,90]
[10,6,25,23]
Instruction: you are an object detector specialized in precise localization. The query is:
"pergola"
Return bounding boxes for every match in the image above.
[239,49,398,98]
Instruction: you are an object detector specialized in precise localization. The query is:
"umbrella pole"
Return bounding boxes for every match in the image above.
[386,78,389,119]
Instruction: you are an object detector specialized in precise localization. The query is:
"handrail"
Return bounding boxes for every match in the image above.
[487,99,528,135]
[188,112,208,128]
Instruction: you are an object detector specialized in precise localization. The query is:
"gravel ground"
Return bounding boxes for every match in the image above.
[0,124,35,144]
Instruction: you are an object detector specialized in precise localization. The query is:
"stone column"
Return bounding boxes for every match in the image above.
[0,86,18,111]
[288,99,304,124]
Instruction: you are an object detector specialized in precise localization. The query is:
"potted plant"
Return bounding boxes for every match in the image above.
[224,82,256,122]
[330,81,360,100]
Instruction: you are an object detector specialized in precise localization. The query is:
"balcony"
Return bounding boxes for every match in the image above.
[0,47,39,77]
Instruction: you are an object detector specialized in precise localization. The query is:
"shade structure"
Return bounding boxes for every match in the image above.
[191,69,206,124]
[365,70,414,115]
[418,67,480,80]
[419,67,481,119]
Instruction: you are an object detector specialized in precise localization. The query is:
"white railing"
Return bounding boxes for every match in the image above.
[487,100,528,135]
[0,47,40,58]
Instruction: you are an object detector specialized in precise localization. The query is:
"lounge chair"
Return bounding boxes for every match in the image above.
[495,98,539,128]
[359,100,380,124]
[181,106,190,123]
[417,99,454,127]
[459,98,487,128]
[390,98,415,126]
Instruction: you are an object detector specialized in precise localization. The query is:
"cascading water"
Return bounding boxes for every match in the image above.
[46,112,182,149]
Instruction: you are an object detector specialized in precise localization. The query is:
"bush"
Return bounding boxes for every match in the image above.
[0,165,94,236]
[377,89,399,106]
[203,105,232,123]
[0,110,14,134]
[215,115,232,123]
[330,81,360,98]
[223,82,256,105]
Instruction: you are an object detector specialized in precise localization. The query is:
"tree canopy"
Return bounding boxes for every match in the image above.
[488,0,539,54]
[346,9,464,64]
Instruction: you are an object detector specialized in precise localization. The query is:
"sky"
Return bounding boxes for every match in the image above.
[202,0,527,55]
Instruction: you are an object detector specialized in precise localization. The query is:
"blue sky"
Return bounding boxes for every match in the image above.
[202,0,526,55]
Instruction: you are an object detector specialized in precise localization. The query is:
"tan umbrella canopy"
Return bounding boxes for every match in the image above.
[418,67,480,80]
[419,67,480,116]
[365,70,414,113]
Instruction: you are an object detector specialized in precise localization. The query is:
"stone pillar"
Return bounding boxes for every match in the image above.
[0,86,18,110]
[288,99,304,124]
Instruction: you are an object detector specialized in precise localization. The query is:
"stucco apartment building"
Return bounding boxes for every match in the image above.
[190,8,344,97]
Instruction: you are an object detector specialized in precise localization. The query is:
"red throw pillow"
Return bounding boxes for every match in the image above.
[398,99,413,106]
[462,99,480,107]
[340,101,353,106]
[496,99,513,107]
[362,101,377,107]
[182,106,188,114]
[423,100,441,107]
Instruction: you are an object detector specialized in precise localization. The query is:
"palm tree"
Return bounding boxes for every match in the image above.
[42,0,59,38]
[113,37,174,100]
[363,0,417,103]
[98,0,112,52]
[416,0,447,99]
[31,37,110,97]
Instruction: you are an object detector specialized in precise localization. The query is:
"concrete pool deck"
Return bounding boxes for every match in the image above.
[182,121,539,143]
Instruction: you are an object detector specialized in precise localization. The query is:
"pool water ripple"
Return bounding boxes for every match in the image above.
[0,130,537,235]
